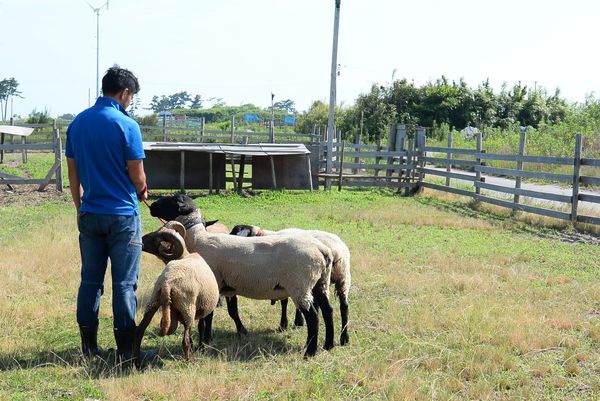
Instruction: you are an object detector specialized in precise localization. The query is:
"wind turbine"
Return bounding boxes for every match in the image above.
[87,0,110,100]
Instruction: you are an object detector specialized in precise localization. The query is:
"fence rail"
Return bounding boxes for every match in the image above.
[3,120,600,227]
[319,125,600,227]
[0,120,63,191]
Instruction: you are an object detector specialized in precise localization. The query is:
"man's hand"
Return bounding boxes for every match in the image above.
[137,184,148,202]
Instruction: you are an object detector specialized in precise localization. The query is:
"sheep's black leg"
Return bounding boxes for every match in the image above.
[299,303,319,357]
[226,295,248,336]
[339,292,350,346]
[197,318,205,350]
[293,307,305,327]
[182,324,193,361]
[134,304,159,360]
[200,311,214,345]
[313,287,334,351]
[278,298,289,332]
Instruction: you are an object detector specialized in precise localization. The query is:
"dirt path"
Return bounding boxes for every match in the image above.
[426,167,600,214]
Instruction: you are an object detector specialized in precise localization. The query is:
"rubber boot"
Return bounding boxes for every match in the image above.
[79,326,103,357]
[114,329,157,368]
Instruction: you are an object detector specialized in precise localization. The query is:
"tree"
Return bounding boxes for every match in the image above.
[273,99,297,114]
[0,78,22,121]
[148,95,171,112]
[354,85,397,142]
[147,91,192,112]
[295,100,329,135]
[190,94,203,109]
[169,91,191,109]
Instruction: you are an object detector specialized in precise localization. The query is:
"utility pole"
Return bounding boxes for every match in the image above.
[87,1,109,99]
[326,0,341,189]
[270,92,275,143]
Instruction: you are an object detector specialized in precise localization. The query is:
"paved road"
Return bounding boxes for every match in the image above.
[426,167,600,214]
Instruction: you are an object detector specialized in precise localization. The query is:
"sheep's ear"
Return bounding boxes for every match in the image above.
[164,221,186,239]
[204,219,218,228]
[176,194,195,215]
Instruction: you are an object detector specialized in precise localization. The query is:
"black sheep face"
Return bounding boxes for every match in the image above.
[150,194,196,221]
[229,224,255,237]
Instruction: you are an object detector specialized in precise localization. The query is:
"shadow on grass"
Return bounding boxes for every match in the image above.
[0,326,301,377]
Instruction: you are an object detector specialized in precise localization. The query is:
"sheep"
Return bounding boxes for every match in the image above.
[135,221,220,361]
[203,219,230,234]
[230,224,351,345]
[149,194,335,357]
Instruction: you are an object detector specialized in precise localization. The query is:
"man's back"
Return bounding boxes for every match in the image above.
[66,97,144,215]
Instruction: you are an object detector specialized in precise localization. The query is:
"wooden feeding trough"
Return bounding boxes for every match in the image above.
[143,142,313,193]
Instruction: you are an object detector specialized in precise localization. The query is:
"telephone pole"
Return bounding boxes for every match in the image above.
[326,0,341,189]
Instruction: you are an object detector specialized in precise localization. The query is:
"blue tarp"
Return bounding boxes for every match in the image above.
[284,116,296,125]
[244,114,261,123]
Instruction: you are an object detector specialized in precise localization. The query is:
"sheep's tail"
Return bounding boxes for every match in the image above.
[159,283,172,337]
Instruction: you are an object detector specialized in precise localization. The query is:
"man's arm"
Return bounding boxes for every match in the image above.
[66,157,83,212]
[127,159,147,201]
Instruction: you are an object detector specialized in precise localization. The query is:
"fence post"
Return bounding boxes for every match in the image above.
[199,117,205,143]
[374,134,383,177]
[404,138,415,196]
[230,116,235,143]
[352,128,362,175]
[54,120,63,192]
[513,128,527,207]
[571,133,582,223]
[446,131,453,187]
[162,114,167,141]
[338,141,345,191]
[325,125,332,190]
[415,127,427,185]
[475,132,482,196]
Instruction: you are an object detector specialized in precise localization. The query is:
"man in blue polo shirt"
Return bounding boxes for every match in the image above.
[66,65,152,364]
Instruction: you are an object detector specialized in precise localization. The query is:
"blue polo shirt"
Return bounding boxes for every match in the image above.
[65,97,145,215]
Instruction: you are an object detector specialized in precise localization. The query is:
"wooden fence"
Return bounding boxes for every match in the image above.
[3,119,599,227]
[321,126,600,227]
[0,120,63,191]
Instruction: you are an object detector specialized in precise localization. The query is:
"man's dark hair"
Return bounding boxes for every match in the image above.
[101,65,140,96]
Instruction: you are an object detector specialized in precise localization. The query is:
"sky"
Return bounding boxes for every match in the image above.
[1,0,599,118]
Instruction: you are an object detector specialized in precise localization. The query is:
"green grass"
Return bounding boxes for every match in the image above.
[0,152,66,183]
[1,189,600,400]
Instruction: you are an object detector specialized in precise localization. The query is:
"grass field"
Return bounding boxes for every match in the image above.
[1,188,600,400]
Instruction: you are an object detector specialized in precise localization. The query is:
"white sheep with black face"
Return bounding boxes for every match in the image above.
[136,221,220,361]
[230,224,351,346]
[149,194,336,357]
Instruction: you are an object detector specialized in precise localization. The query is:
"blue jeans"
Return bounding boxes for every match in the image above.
[76,212,142,331]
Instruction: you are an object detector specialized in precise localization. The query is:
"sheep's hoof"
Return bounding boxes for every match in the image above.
[340,332,349,346]
[303,348,317,358]
[237,327,248,336]
[323,342,334,351]
[276,324,288,333]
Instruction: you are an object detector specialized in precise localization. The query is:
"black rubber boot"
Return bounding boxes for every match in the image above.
[114,329,157,368]
[79,326,103,357]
